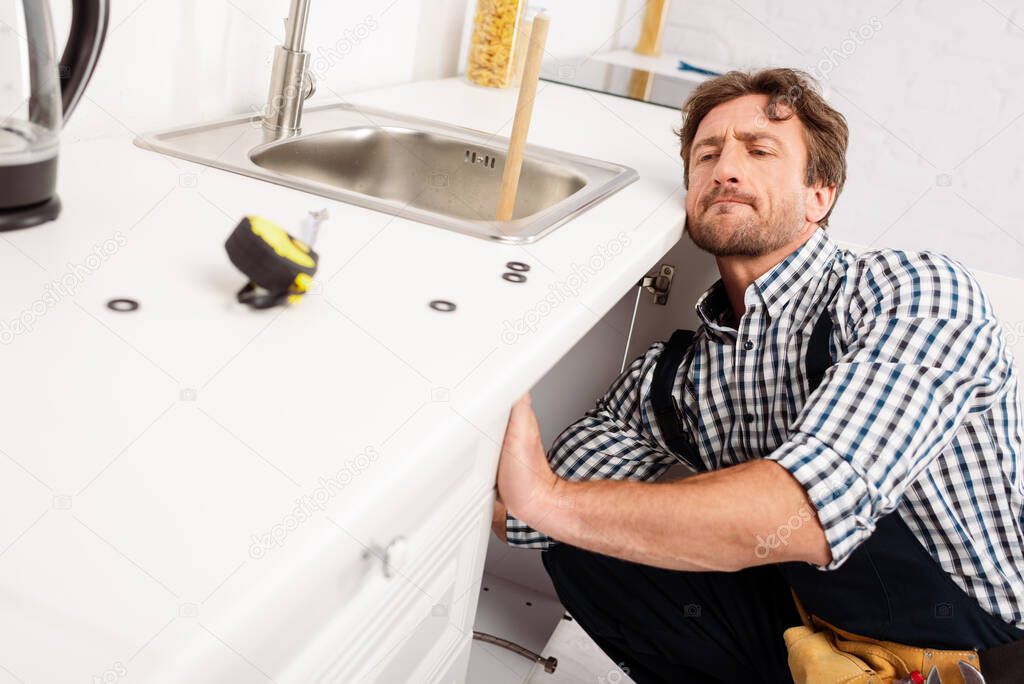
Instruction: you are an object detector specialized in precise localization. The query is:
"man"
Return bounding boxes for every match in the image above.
[493,68,1024,683]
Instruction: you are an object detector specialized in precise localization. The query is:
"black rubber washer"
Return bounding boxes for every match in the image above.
[502,272,526,283]
[107,298,139,312]
[429,299,456,312]
[506,261,530,272]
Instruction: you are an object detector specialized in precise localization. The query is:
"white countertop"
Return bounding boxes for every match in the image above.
[0,76,685,681]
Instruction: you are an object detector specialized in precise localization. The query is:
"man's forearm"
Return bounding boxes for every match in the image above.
[514,459,832,572]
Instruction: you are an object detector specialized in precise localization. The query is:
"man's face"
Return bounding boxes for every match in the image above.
[683,94,813,257]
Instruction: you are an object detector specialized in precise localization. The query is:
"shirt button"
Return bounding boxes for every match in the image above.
[744,414,755,424]
[743,340,755,351]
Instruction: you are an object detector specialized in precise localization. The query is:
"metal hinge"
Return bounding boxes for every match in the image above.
[640,264,675,305]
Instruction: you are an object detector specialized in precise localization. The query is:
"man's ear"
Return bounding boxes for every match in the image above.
[805,183,837,224]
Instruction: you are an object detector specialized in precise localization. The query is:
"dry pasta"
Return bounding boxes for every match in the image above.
[467,0,527,88]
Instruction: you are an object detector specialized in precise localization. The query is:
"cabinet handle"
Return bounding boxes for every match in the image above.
[363,537,406,579]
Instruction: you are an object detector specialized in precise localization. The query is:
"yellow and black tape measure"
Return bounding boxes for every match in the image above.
[225,215,319,309]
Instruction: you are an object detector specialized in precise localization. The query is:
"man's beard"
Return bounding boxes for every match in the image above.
[684,191,806,257]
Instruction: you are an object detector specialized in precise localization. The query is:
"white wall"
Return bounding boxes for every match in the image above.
[54,0,468,140]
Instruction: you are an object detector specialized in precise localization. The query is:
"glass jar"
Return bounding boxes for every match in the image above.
[466,0,527,89]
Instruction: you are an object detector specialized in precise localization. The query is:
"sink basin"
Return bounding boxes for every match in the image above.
[250,126,589,223]
[135,102,638,243]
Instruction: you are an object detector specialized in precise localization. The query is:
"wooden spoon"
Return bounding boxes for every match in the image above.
[496,12,551,222]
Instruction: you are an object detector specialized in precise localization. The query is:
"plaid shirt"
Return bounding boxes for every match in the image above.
[506,228,1024,630]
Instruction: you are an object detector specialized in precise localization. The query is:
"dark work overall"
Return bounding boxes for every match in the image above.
[541,306,1024,683]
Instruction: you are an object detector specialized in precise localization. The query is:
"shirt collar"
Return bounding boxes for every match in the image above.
[694,228,840,335]
[695,279,734,332]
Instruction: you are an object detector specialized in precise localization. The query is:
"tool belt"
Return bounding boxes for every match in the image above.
[784,588,982,684]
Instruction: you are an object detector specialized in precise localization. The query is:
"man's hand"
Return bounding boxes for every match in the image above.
[496,393,559,526]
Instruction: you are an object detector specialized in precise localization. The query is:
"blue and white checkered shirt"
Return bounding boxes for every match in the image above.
[506,227,1024,630]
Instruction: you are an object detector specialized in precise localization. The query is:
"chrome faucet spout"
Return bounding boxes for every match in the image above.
[283,0,311,51]
[263,0,315,135]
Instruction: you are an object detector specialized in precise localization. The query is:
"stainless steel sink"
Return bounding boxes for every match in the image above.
[135,102,638,243]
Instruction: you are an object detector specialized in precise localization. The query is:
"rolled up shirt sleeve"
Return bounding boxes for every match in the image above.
[764,250,1015,570]
[506,341,684,548]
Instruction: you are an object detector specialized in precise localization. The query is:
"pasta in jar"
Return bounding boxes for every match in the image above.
[466,0,528,88]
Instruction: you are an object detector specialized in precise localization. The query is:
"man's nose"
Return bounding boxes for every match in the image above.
[712,143,746,186]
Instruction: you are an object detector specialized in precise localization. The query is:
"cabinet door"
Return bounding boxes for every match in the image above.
[276,431,495,683]
[363,492,491,683]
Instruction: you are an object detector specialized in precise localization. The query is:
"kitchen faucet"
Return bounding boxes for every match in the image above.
[264,0,316,135]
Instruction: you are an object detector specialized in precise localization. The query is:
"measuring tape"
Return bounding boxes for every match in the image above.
[224,215,320,309]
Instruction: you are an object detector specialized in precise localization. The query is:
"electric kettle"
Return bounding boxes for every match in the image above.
[0,0,109,231]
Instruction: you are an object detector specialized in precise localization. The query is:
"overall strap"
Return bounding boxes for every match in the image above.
[805,303,836,394]
[650,329,701,469]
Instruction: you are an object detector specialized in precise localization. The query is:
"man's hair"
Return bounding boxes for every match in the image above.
[677,67,849,229]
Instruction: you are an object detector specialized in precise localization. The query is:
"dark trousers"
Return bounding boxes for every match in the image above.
[542,512,1024,684]
[542,545,802,683]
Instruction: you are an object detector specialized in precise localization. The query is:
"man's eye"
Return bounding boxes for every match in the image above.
[751,149,770,156]
[698,153,716,162]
